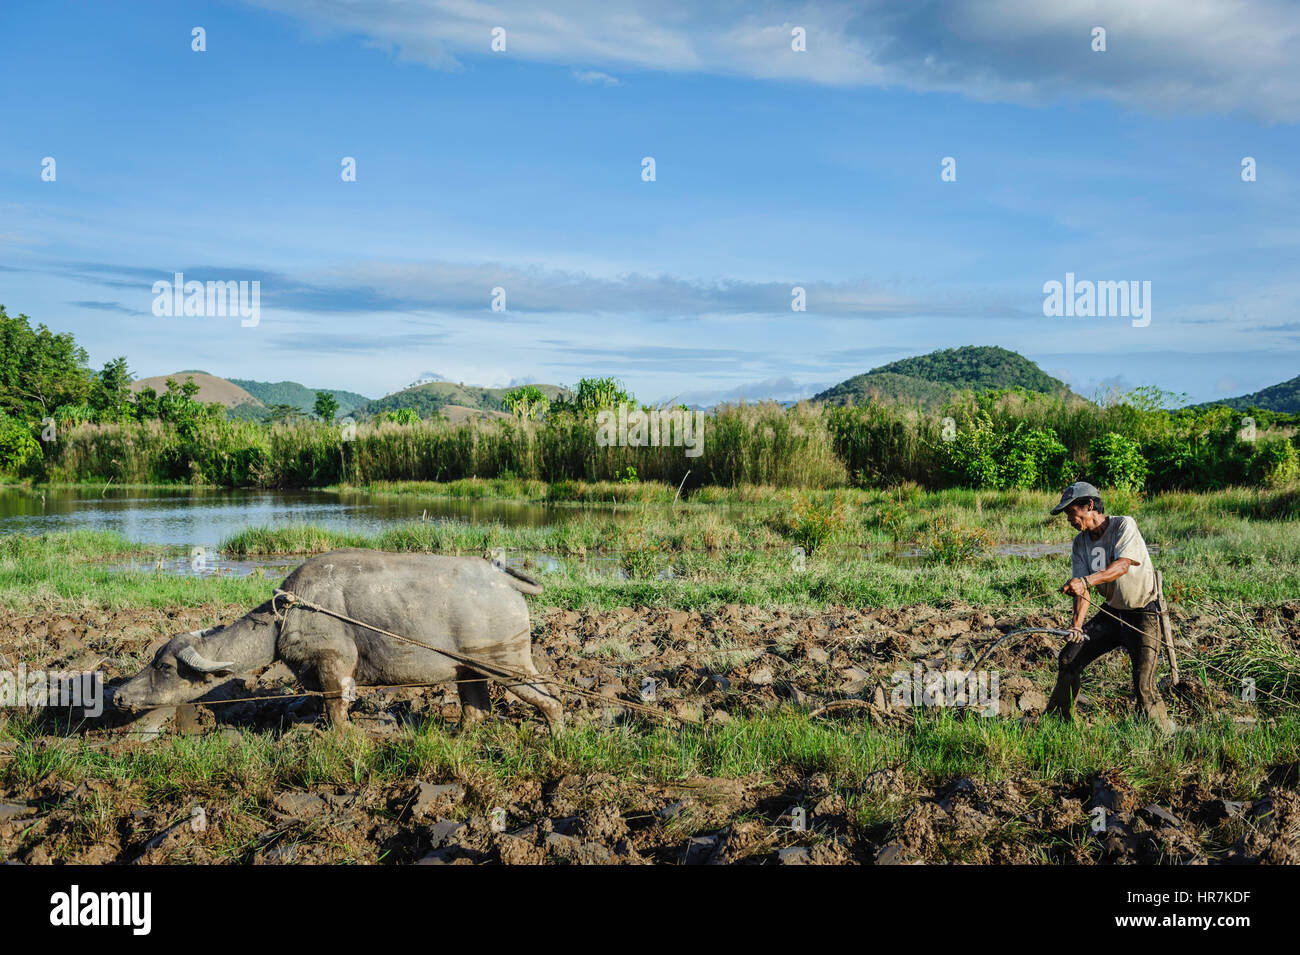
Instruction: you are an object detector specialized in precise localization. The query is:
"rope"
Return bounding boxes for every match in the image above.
[808,699,874,719]
[145,580,1300,724]
[272,589,702,726]
[1086,600,1297,710]
[994,585,1300,711]
[31,560,1289,737]
[169,677,495,709]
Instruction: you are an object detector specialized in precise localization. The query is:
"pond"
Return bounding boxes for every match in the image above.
[0,486,607,553]
[1,486,1087,578]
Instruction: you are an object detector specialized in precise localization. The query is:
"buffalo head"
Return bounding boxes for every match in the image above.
[113,629,236,713]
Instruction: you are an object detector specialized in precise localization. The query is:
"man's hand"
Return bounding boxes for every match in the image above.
[1066,626,1086,644]
[1062,576,1089,599]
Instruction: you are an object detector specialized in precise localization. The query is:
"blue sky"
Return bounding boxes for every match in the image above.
[1,0,1297,405]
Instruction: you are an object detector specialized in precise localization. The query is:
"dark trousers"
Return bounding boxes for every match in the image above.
[1045,601,1172,731]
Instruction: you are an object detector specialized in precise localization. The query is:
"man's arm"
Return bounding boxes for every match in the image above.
[1060,558,1134,641]
[1083,557,1134,588]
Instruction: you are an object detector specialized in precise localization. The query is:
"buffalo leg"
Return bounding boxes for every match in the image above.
[316,647,359,725]
[506,660,565,733]
[458,667,493,727]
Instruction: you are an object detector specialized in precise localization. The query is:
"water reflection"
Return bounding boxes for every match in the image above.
[0,485,613,552]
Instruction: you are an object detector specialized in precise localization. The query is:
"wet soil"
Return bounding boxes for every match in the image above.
[2,600,1299,864]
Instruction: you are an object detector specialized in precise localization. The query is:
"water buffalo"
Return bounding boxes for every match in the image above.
[113,549,564,731]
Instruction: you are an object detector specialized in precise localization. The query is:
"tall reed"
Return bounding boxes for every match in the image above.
[33,391,1297,492]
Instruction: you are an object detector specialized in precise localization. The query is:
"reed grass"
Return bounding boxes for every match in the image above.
[33,392,1296,493]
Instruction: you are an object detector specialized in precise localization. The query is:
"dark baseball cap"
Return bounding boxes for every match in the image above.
[1050,481,1103,515]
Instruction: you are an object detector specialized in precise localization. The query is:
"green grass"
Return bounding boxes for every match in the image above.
[4,478,1299,613]
[5,708,1287,862]
[334,477,678,504]
[1202,602,1300,702]
[216,484,1300,553]
[208,485,1300,610]
[0,531,271,611]
[4,709,1294,812]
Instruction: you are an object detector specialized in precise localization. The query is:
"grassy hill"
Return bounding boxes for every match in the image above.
[230,378,371,416]
[128,372,262,410]
[359,382,572,419]
[814,346,1073,408]
[1204,374,1300,414]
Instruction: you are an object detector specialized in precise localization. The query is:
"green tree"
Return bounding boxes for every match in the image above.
[133,386,160,420]
[0,306,93,419]
[502,384,549,419]
[0,412,40,474]
[90,357,135,421]
[313,391,340,422]
[150,377,222,440]
[550,377,635,417]
[266,402,305,425]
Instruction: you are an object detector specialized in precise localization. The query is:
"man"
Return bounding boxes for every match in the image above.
[1044,481,1173,733]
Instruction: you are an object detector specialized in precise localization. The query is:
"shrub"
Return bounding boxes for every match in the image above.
[918,516,993,565]
[618,525,667,579]
[999,423,1073,490]
[0,414,40,474]
[787,493,849,555]
[1248,436,1299,487]
[936,412,1000,488]
[936,413,1071,490]
[1088,432,1148,491]
[868,498,907,540]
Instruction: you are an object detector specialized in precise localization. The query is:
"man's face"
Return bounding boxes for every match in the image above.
[1063,500,1093,530]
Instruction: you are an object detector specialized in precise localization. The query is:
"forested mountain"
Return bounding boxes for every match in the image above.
[814,346,1073,408]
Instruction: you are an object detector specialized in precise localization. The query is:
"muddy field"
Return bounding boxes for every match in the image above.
[2,600,1299,864]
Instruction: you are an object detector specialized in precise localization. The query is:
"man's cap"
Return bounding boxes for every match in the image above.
[1051,481,1103,515]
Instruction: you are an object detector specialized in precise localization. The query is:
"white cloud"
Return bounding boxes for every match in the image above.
[252,0,1300,120]
[662,375,829,408]
[572,69,620,85]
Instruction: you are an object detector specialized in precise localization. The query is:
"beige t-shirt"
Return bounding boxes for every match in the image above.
[1071,515,1158,610]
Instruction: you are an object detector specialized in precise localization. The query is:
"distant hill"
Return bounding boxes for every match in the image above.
[230,378,371,416]
[1203,374,1300,414]
[408,371,449,388]
[440,404,513,425]
[129,372,262,410]
[814,346,1073,408]
[360,382,572,419]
